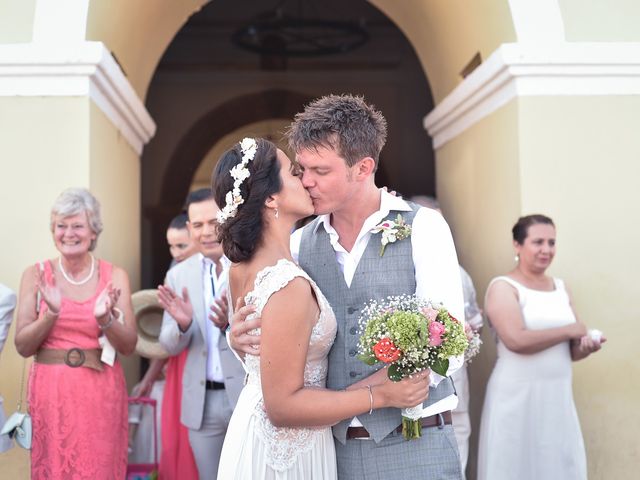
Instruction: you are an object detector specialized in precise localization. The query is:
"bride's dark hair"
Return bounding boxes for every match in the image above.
[212,138,281,262]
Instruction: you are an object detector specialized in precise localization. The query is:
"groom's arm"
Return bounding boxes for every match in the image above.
[229,227,305,358]
[412,207,465,383]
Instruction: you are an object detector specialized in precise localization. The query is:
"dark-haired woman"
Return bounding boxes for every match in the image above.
[477,215,605,480]
[212,138,430,479]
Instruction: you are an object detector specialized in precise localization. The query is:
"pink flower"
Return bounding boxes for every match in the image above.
[429,321,446,347]
[421,307,439,323]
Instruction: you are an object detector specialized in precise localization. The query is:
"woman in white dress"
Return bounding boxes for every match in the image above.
[478,214,606,480]
[211,138,431,480]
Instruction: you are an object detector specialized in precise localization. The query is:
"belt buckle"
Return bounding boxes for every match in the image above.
[64,348,85,368]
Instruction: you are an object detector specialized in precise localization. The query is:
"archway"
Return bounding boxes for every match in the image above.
[139,0,439,288]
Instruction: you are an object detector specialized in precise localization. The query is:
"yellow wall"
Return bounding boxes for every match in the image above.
[436,95,640,478]
[370,0,516,102]
[89,102,142,389]
[0,98,145,476]
[0,96,89,477]
[85,0,209,98]
[560,0,640,41]
[435,100,521,479]
[518,95,640,477]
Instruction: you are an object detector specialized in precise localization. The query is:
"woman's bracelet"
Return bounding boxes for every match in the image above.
[98,312,113,331]
[98,307,123,331]
[365,384,374,415]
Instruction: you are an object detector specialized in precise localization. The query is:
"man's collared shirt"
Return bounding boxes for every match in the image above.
[200,254,230,383]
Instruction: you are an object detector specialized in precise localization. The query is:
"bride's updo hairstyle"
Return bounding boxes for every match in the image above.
[212,138,281,262]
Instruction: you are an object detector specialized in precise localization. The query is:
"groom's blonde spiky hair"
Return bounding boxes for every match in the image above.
[285,94,387,171]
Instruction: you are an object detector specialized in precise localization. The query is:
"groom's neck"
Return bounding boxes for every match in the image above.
[330,184,381,251]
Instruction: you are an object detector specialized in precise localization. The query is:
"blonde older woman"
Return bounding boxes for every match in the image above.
[15,188,136,479]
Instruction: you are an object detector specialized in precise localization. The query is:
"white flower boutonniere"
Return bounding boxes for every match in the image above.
[371,214,412,256]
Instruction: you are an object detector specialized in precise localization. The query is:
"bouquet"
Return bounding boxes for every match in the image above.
[464,324,482,363]
[357,294,468,440]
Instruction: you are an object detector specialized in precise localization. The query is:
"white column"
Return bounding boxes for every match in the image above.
[33,0,91,43]
[507,0,565,44]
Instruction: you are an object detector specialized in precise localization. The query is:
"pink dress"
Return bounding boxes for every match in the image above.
[29,260,128,479]
[158,350,198,480]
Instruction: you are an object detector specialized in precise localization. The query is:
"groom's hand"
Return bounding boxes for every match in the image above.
[229,297,261,356]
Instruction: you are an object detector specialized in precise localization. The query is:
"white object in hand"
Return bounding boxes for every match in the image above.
[588,329,603,343]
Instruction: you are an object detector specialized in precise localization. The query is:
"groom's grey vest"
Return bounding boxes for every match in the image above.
[298,204,455,444]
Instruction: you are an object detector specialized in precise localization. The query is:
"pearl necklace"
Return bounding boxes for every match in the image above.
[58,254,95,286]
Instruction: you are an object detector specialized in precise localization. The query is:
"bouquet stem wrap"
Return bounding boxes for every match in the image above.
[401,404,423,440]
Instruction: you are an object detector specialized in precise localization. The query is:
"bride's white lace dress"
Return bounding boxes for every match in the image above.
[217,259,338,479]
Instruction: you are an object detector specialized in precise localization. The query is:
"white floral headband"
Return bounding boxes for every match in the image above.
[216,137,259,225]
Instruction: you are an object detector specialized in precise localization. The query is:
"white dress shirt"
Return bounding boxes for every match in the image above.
[291,189,465,420]
[201,254,230,383]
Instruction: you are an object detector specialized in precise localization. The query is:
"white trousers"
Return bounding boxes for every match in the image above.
[451,366,471,479]
[188,389,233,479]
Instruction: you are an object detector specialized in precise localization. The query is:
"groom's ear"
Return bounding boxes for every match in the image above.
[355,157,376,179]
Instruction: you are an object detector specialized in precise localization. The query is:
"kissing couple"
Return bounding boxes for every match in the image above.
[214,94,465,479]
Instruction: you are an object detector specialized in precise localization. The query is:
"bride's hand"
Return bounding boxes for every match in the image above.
[375,369,430,409]
[36,267,62,315]
[356,367,390,388]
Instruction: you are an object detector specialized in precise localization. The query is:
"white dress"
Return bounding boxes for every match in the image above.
[477,276,587,480]
[217,259,338,479]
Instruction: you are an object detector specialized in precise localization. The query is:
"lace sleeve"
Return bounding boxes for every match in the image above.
[245,259,311,316]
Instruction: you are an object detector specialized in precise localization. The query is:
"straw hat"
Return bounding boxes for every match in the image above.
[132,289,170,359]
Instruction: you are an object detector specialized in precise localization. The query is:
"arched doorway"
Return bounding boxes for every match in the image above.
[140,0,438,288]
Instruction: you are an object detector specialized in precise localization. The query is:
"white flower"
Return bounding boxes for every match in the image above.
[371,214,412,256]
[240,138,257,158]
[217,137,259,225]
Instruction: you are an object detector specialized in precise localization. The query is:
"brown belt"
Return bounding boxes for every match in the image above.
[36,348,103,372]
[346,410,453,439]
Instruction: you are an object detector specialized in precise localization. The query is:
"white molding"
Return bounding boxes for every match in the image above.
[424,43,640,149]
[0,42,156,155]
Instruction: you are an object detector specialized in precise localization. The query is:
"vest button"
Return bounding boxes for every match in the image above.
[349,371,358,378]
[347,307,356,314]
[349,327,357,335]
[349,349,357,357]
[200,380,205,386]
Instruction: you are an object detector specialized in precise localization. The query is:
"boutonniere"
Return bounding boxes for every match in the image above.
[371,214,412,256]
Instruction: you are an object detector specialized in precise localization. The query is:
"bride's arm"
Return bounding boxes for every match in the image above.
[260,278,429,428]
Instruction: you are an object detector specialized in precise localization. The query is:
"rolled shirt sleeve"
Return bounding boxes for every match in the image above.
[411,207,465,385]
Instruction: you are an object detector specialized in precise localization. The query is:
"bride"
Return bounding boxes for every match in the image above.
[212,138,430,479]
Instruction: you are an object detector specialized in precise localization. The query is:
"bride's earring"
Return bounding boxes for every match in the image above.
[275,208,279,219]
[514,254,520,263]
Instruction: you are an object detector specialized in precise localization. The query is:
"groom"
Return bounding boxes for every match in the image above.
[231,94,464,479]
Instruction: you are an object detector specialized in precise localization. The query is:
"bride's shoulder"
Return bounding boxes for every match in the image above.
[254,258,309,291]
